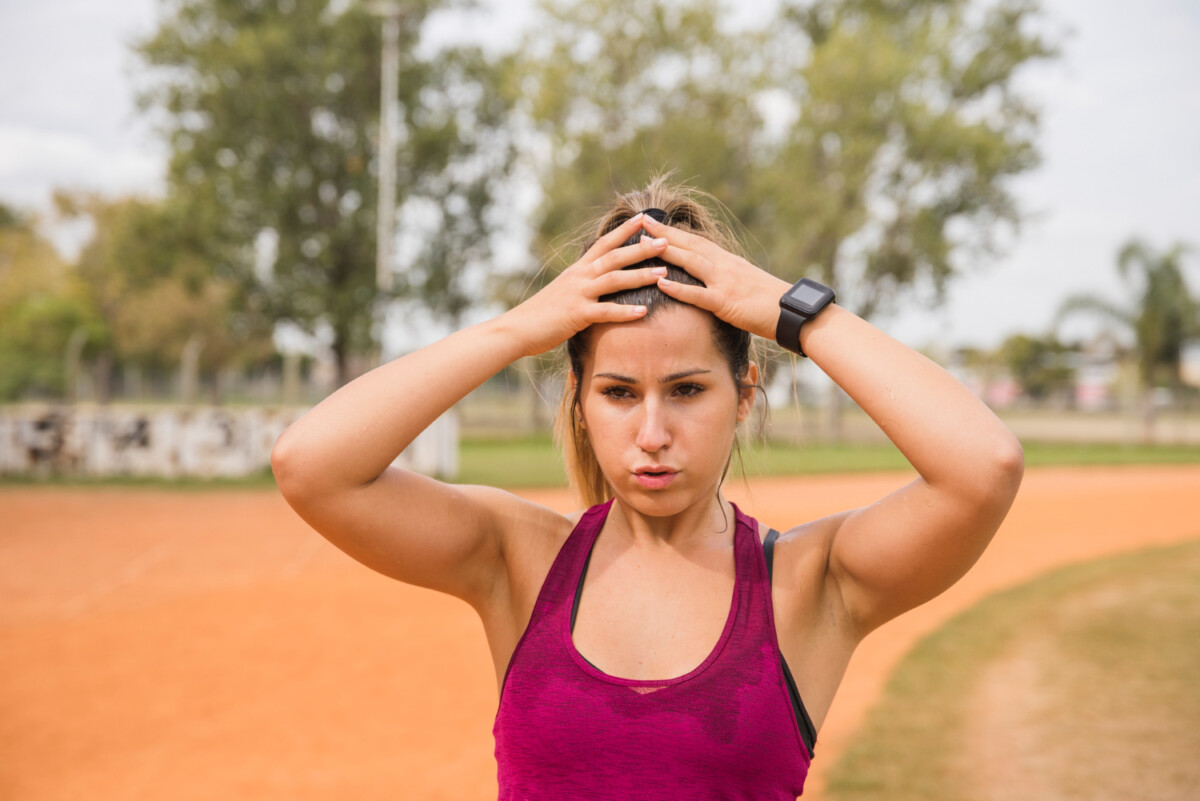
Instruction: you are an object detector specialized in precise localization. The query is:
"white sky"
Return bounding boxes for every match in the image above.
[1,0,1198,350]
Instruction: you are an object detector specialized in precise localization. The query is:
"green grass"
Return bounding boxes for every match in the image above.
[6,437,1200,491]
[826,539,1200,801]
[1021,439,1200,466]
[456,435,1200,489]
[455,434,571,487]
[0,467,280,491]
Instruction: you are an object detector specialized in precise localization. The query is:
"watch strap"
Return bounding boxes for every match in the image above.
[776,308,807,357]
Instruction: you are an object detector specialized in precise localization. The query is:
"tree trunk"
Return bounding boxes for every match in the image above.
[180,334,204,404]
[124,363,144,401]
[65,327,88,403]
[333,339,351,389]
[95,350,114,405]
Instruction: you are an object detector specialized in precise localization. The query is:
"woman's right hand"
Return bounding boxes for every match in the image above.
[506,213,670,357]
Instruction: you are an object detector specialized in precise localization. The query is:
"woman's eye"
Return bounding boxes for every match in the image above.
[601,386,634,400]
[674,383,705,397]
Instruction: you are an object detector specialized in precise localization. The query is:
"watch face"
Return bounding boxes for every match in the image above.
[783,279,834,314]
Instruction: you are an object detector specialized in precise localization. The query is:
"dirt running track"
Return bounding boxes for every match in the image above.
[3,465,1200,800]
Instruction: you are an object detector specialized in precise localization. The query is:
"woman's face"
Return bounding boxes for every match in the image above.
[578,304,757,518]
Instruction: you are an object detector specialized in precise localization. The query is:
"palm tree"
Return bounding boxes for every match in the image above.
[1055,239,1197,441]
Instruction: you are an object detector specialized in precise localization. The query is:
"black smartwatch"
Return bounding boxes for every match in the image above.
[776,278,835,357]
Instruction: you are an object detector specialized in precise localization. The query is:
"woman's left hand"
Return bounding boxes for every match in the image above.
[640,214,791,340]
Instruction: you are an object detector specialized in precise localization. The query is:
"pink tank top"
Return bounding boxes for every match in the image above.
[493,500,812,800]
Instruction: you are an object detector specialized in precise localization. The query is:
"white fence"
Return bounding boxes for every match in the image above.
[0,405,458,479]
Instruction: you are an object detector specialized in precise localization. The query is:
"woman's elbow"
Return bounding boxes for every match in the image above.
[981,430,1025,502]
[271,426,310,499]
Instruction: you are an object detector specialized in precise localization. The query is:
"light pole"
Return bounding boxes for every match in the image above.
[372,1,402,295]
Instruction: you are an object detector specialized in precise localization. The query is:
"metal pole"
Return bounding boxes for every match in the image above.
[376,3,401,293]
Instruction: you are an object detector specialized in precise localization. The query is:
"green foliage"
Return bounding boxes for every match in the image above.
[1056,238,1197,402]
[513,0,1056,321]
[996,331,1074,400]
[514,0,767,262]
[0,209,95,400]
[136,0,515,383]
[58,192,275,399]
[0,201,22,229]
[776,0,1055,317]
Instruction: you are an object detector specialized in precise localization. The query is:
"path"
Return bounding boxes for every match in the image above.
[3,465,1199,799]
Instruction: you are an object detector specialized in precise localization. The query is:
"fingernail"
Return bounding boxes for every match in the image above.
[657,277,672,285]
[631,212,644,222]
[652,266,667,276]
[634,305,647,314]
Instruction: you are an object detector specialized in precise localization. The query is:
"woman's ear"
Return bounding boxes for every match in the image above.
[736,362,759,423]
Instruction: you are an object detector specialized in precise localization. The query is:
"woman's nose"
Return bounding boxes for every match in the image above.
[635,400,671,453]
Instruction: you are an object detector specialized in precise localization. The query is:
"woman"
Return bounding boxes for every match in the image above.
[271,180,1024,799]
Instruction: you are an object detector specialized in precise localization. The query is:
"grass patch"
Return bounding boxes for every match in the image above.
[6,437,1200,491]
[1021,440,1200,466]
[455,434,570,488]
[0,467,280,491]
[827,539,1200,801]
[455,435,1200,489]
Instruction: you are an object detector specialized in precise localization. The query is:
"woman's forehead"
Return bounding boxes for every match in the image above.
[586,306,724,377]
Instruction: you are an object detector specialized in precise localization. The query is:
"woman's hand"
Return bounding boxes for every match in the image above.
[505,213,670,357]
[640,214,791,340]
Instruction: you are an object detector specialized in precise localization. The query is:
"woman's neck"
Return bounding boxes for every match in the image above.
[607,493,735,551]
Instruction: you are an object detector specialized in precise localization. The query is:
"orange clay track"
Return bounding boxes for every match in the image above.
[3,464,1200,801]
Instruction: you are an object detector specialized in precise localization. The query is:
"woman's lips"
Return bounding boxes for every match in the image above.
[634,468,677,489]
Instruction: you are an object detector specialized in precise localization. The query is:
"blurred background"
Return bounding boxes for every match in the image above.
[3,4,1200,800]
[2,0,1199,480]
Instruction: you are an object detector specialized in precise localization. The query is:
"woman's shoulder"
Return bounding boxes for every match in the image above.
[753,510,849,585]
[458,484,577,540]
[736,503,841,547]
[470,488,600,570]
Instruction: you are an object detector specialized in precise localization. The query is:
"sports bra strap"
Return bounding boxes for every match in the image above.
[761,527,817,757]
[764,528,781,583]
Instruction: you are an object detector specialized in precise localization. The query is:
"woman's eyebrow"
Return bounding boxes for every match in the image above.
[661,369,711,383]
[593,369,712,384]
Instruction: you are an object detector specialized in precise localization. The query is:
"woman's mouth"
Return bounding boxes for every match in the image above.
[634,467,678,490]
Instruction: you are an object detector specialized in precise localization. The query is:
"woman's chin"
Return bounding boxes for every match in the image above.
[612,484,717,520]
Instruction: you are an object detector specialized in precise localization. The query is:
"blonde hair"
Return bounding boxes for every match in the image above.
[554,178,756,507]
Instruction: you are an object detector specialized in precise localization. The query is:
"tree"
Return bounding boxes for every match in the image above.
[136,0,514,385]
[1056,238,1198,439]
[59,192,275,403]
[0,203,95,401]
[765,0,1056,318]
[996,332,1074,403]
[516,0,1054,307]
[512,0,1055,436]
[514,0,769,271]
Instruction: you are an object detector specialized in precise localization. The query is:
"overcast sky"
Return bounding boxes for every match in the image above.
[2,0,1198,350]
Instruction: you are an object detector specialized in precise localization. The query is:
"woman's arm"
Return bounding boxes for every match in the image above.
[643,214,1024,637]
[796,305,1024,634]
[271,215,667,609]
